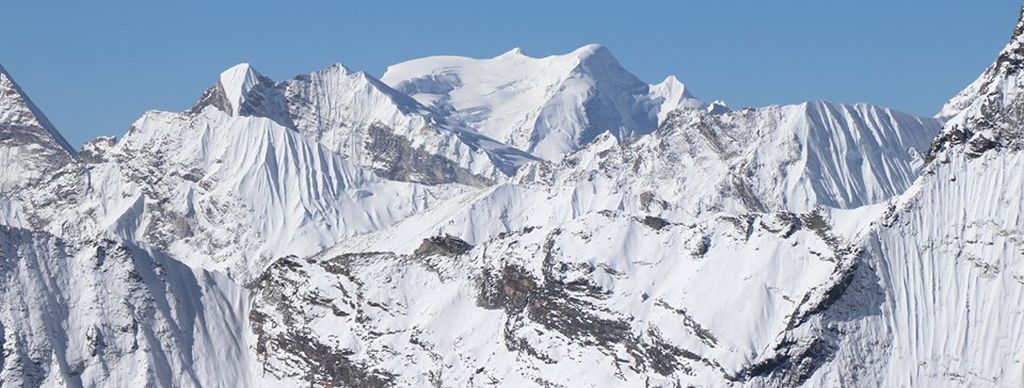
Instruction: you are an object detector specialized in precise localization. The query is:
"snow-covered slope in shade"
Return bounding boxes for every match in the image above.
[196,63,537,185]
[811,151,1024,387]
[0,226,257,388]
[796,139,1024,388]
[382,44,702,160]
[518,101,941,214]
[0,64,75,191]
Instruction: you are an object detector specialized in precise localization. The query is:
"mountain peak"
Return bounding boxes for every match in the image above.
[650,74,702,122]
[569,44,619,66]
[323,62,354,75]
[571,43,609,57]
[499,47,528,57]
[0,63,76,155]
[656,75,694,98]
[384,44,690,160]
[219,63,269,115]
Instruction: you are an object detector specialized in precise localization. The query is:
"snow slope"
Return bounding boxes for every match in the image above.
[257,95,939,385]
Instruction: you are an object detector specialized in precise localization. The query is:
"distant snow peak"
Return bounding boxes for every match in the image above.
[651,74,703,122]
[499,47,527,57]
[218,63,270,115]
[569,43,615,63]
[706,100,730,115]
[185,59,533,185]
[383,44,705,161]
[324,62,354,74]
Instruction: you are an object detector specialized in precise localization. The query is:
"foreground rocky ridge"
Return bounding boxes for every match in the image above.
[249,209,862,386]
[1,7,1023,386]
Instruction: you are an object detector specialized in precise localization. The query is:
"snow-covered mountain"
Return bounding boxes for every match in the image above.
[2,5,1024,387]
[0,65,464,385]
[89,107,463,280]
[383,44,702,160]
[241,98,937,385]
[196,63,536,186]
[516,101,941,214]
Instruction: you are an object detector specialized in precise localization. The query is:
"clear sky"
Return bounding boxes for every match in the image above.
[2,1,1020,147]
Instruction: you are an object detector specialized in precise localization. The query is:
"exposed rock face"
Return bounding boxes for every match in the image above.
[248,255,398,387]
[365,124,492,186]
[413,234,473,257]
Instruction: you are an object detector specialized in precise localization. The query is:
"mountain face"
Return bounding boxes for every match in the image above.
[0,226,254,387]
[383,45,702,160]
[810,9,1024,386]
[1,7,1024,388]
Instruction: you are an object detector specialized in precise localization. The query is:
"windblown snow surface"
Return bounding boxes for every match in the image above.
[1,6,1023,387]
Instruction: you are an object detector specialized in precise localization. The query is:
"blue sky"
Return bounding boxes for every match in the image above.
[2,1,1020,147]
